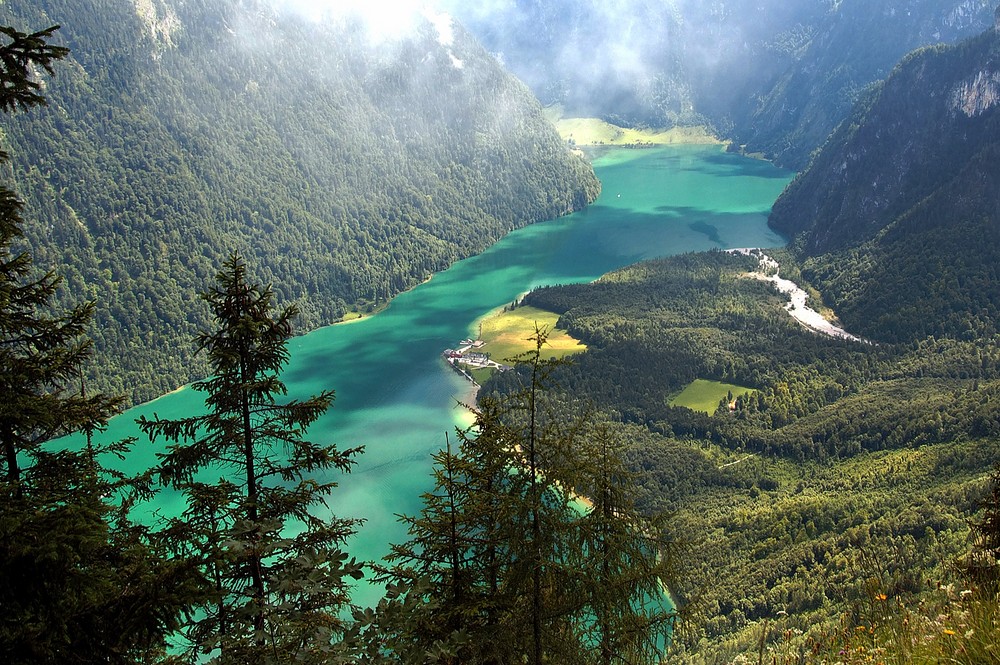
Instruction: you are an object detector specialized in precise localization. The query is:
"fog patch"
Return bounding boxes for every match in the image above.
[268,0,429,44]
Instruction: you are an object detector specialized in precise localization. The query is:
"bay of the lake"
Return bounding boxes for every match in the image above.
[80,145,791,605]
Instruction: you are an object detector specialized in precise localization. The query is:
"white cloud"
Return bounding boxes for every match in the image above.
[424,9,454,47]
[272,0,436,42]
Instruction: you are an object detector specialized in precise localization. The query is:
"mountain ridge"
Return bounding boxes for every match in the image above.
[769,19,1000,343]
[1,0,599,403]
[447,0,997,169]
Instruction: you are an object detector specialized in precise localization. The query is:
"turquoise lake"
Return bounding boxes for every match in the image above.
[88,145,791,606]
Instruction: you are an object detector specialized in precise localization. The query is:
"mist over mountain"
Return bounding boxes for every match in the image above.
[6,3,1000,662]
[0,0,598,402]
[446,0,996,168]
[770,16,1000,343]
[6,0,997,399]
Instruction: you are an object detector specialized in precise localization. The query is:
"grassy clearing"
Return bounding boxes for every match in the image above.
[669,379,754,415]
[468,367,494,385]
[473,305,586,364]
[550,114,723,147]
[335,311,366,324]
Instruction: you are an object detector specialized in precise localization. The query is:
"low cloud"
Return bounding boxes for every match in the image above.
[269,0,433,43]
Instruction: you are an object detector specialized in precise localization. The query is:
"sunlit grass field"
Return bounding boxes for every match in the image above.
[474,305,586,365]
[669,379,754,415]
[550,114,723,147]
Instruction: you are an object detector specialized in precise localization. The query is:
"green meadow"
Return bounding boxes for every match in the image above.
[470,305,586,369]
[669,379,755,415]
[548,113,722,147]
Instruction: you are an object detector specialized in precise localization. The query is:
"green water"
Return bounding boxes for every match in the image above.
[83,145,791,606]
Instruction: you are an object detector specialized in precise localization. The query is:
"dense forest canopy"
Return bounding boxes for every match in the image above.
[0,0,599,403]
[4,2,1000,663]
[473,24,1000,654]
[477,13,1000,662]
[485,249,1000,662]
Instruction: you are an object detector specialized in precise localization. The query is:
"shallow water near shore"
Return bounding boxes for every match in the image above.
[74,145,791,606]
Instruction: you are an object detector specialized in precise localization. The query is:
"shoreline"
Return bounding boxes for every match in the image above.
[331,275,436,327]
[146,384,188,405]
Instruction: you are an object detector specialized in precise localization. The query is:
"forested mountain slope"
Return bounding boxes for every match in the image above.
[448,0,995,168]
[0,0,599,403]
[770,17,1000,343]
[730,0,998,167]
[486,251,1000,662]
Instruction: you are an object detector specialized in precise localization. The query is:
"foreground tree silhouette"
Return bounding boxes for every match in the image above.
[966,465,1000,593]
[139,253,364,664]
[571,423,677,665]
[1,24,192,663]
[366,328,677,664]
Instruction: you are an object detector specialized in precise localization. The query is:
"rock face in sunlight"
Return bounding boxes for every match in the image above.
[769,23,1000,343]
[951,70,1000,116]
[131,0,180,49]
[0,0,600,403]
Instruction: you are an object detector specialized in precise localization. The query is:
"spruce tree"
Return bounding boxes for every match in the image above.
[1,24,192,663]
[503,327,585,664]
[967,466,1000,593]
[370,327,678,663]
[570,424,677,665]
[0,25,67,113]
[139,253,364,664]
[367,401,524,664]
[0,23,98,488]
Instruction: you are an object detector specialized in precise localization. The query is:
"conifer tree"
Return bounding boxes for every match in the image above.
[570,424,677,665]
[0,25,67,114]
[967,466,1000,592]
[1,24,192,663]
[503,327,585,664]
[139,253,364,664]
[0,24,96,488]
[366,401,524,664]
[369,327,678,664]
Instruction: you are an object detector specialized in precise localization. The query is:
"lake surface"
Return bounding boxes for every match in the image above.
[86,145,791,605]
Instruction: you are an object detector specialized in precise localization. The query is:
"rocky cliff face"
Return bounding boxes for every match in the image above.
[770,26,1000,253]
[767,23,1000,342]
[951,69,1000,116]
[731,0,998,168]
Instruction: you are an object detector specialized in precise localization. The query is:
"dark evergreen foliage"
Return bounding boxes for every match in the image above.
[0,24,67,113]
[365,329,676,664]
[1,26,191,661]
[139,254,363,663]
[770,24,1000,344]
[491,249,1000,661]
[4,4,1000,663]
[448,0,995,167]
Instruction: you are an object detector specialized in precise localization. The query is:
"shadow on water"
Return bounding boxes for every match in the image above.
[688,220,724,246]
[694,151,797,179]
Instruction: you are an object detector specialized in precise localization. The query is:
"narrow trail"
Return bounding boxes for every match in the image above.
[718,454,755,470]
